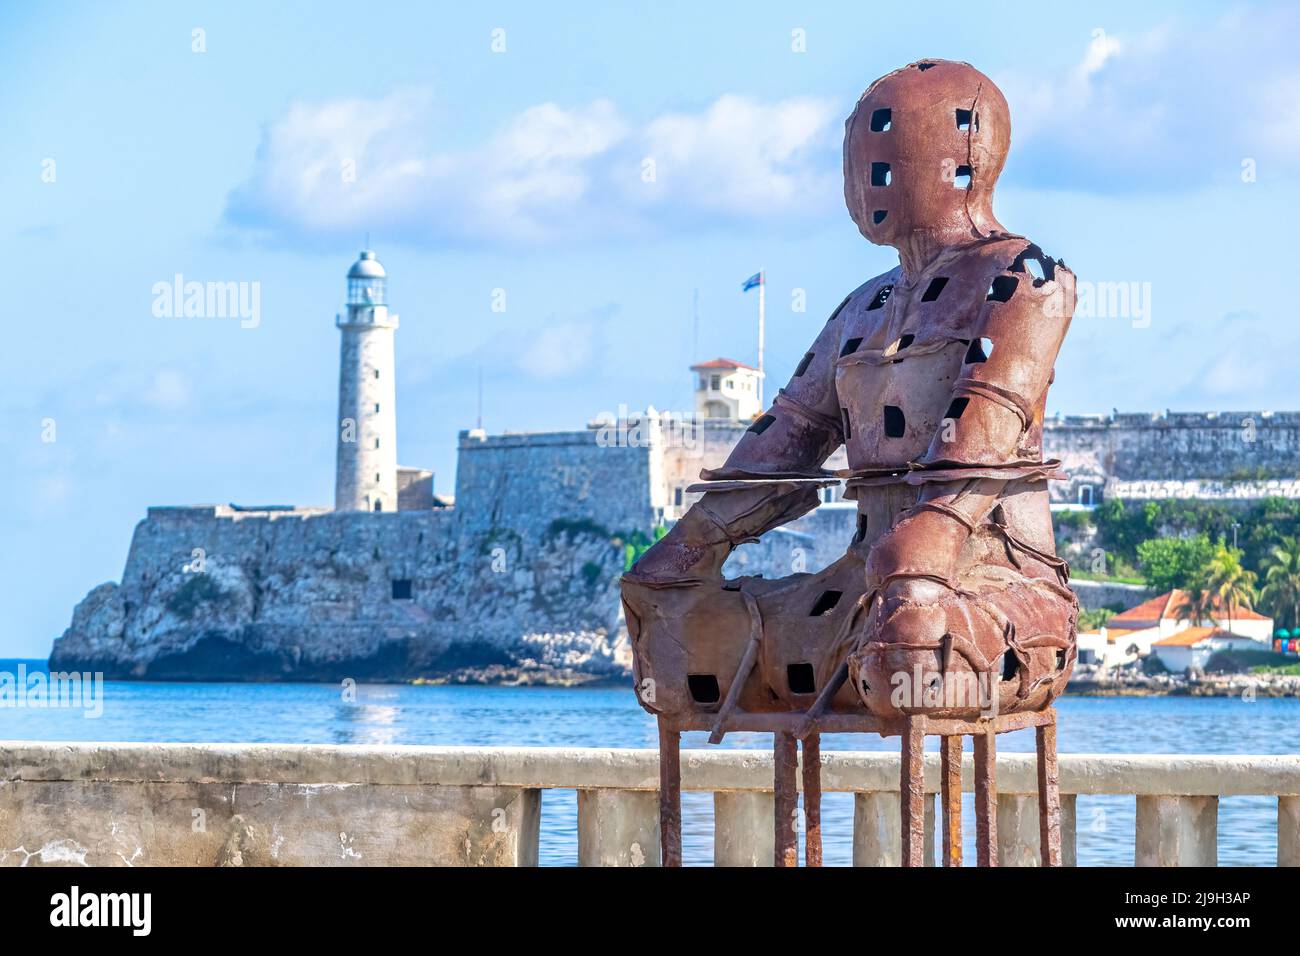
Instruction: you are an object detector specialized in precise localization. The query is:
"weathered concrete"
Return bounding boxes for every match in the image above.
[993,791,1078,866]
[1279,795,1300,867]
[997,793,1040,867]
[6,743,1300,795]
[0,778,539,867]
[853,791,900,866]
[1061,793,1077,867]
[576,788,658,867]
[850,790,932,867]
[1135,795,1218,867]
[1,743,1295,866]
[713,791,774,866]
[922,794,937,866]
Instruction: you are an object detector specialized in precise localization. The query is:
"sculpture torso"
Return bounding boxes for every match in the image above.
[832,234,1064,556]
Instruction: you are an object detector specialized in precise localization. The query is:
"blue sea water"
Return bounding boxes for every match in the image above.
[1,659,1295,866]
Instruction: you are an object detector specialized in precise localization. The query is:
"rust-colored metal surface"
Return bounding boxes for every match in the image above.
[658,719,682,867]
[940,735,963,867]
[623,59,1072,866]
[802,734,823,867]
[774,732,800,867]
[1037,721,1062,867]
[901,717,927,867]
[973,726,998,866]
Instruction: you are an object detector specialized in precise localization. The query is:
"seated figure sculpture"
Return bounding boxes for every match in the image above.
[621,60,1078,733]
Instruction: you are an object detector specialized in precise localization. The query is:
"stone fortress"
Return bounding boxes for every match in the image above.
[49,253,1300,682]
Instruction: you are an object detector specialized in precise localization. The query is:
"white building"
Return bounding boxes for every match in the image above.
[1077,589,1273,670]
[692,358,763,421]
[334,251,400,512]
[1150,627,1260,673]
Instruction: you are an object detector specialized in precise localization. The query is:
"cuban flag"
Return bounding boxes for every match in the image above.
[741,271,764,292]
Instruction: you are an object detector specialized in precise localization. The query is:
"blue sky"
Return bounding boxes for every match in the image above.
[2,0,1298,656]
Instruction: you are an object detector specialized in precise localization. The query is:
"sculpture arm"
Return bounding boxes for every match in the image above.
[626,293,856,585]
[704,293,853,478]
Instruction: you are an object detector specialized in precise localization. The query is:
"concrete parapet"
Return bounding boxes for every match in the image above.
[1,743,1296,866]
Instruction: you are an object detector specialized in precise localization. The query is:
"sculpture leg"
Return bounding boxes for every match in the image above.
[940,734,963,867]
[802,733,823,867]
[774,731,799,867]
[658,718,682,867]
[1037,714,1062,867]
[973,725,998,867]
[901,715,927,867]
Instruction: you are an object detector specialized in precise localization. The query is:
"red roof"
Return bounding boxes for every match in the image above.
[1109,590,1269,627]
[691,357,757,371]
[1153,627,1235,648]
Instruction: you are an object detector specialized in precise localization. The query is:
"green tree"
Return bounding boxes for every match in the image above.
[1204,544,1257,636]
[1172,582,1214,627]
[1136,534,1215,593]
[1260,537,1300,631]
[1078,607,1115,631]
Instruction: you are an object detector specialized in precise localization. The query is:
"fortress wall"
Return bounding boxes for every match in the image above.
[1044,412,1300,502]
[454,430,656,540]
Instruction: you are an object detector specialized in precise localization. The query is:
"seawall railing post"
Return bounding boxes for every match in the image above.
[1278,795,1300,867]
[997,792,1041,866]
[923,792,937,866]
[577,788,660,867]
[853,791,900,866]
[993,791,1077,867]
[714,791,775,866]
[1062,793,1078,867]
[1135,795,1218,867]
[515,788,542,867]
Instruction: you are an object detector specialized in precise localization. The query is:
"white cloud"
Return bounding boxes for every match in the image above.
[633,95,838,219]
[224,90,839,246]
[999,6,1300,191]
[223,9,1298,245]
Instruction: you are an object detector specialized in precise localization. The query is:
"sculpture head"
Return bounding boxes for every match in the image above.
[844,60,1010,252]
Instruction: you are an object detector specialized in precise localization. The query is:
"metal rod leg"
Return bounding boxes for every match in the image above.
[1037,715,1062,867]
[802,733,823,867]
[973,725,998,867]
[658,718,682,867]
[901,715,926,867]
[774,731,799,867]
[940,735,963,867]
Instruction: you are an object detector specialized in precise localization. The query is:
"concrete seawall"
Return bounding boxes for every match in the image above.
[2,742,1297,866]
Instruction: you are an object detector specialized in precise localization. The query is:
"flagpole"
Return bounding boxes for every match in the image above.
[757,268,765,409]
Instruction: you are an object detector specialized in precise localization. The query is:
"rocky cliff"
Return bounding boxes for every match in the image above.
[49,505,636,683]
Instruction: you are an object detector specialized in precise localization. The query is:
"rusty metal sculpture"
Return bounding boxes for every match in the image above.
[621,60,1078,867]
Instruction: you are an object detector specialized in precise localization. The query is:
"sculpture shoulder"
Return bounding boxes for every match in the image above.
[833,266,905,323]
[982,234,1077,294]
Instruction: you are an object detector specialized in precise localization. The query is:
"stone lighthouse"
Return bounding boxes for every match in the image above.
[334,250,399,512]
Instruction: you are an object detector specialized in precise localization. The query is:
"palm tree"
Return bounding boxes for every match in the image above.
[1261,537,1300,631]
[1205,545,1257,636]
[1173,580,1214,627]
